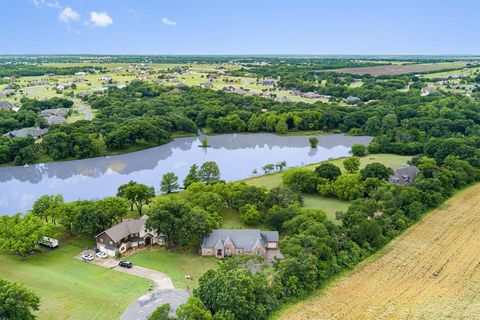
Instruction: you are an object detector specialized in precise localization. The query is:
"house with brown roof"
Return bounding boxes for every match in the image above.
[95,215,165,256]
[201,229,279,259]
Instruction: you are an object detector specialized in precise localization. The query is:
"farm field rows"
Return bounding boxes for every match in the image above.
[278,183,480,320]
[326,61,467,75]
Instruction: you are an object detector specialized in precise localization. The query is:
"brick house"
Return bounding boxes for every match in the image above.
[200,229,279,258]
[95,215,165,256]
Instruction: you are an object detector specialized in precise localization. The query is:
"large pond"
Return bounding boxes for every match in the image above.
[0,133,372,215]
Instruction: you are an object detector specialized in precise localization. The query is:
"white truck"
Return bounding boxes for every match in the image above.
[39,236,59,248]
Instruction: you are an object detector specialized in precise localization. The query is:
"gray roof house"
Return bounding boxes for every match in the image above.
[0,89,15,98]
[420,86,438,96]
[95,215,165,256]
[201,229,280,259]
[199,82,213,88]
[389,165,420,186]
[260,79,275,86]
[3,128,48,139]
[346,96,361,103]
[45,115,66,125]
[41,108,69,117]
[27,80,49,87]
[0,101,14,111]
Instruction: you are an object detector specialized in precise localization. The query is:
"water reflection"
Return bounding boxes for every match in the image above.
[0,133,372,214]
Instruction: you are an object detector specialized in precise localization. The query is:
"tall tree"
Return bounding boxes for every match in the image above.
[0,278,40,320]
[198,161,221,184]
[146,200,218,247]
[31,194,64,223]
[160,172,179,194]
[183,164,200,189]
[176,296,212,320]
[0,214,52,256]
[117,182,155,215]
[343,156,360,173]
[117,180,138,211]
[314,163,342,181]
[57,201,82,237]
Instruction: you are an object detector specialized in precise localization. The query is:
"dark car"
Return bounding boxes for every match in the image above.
[118,261,133,268]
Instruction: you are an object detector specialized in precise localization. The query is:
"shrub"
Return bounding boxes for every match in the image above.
[351,144,366,157]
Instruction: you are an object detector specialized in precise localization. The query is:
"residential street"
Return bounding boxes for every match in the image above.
[74,102,93,120]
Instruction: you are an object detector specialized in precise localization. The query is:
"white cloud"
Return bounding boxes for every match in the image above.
[162,17,177,26]
[29,0,45,7]
[90,11,113,27]
[47,1,62,9]
[59,7,80,23]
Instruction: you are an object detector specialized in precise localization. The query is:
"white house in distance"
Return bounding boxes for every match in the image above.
[95,215,165,256]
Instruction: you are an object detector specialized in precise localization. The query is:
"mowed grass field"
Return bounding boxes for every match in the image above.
[128,248,219,289]
[0,237,151,320]
[326,61,467,76]
[277,183,480,320]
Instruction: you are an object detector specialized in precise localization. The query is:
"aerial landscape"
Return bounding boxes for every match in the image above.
[1,0,480,319]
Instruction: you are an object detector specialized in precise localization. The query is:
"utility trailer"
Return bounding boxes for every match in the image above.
[39,236,59,248]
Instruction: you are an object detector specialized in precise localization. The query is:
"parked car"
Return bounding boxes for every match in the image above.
[118,261,133,268]
[96,251,108,259]
[82,253,94,261]
[39,236,59,248]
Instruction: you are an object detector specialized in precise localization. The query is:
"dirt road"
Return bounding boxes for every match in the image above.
[278,184,480,320]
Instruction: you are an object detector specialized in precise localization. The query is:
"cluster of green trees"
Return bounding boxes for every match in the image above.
[0,64,103,77]
[3,74,480,166]
[3,194,130,250]
[283,158,394,201]
[0,97,75,164]
[147,179,302,249]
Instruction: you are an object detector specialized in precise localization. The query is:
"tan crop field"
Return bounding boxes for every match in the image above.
[325,61,467,76]
[278,183,480,320]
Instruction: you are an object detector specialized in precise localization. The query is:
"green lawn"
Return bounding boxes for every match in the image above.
[303,194,349,225]
[128,248,219,289]
[221,207,267,230]
[0,237,151,320]
[222,207,246,229]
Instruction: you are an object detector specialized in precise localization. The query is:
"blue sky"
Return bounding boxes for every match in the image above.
[0,0,479,54]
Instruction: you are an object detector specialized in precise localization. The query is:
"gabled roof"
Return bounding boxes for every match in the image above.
[260,231,279,242]
[389,165,420,186]
[202,229,278,251]
[214,239,224,250]
[3,128,48,138]
[96,216,148,243]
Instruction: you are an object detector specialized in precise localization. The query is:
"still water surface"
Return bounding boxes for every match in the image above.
[0,133,372,214]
